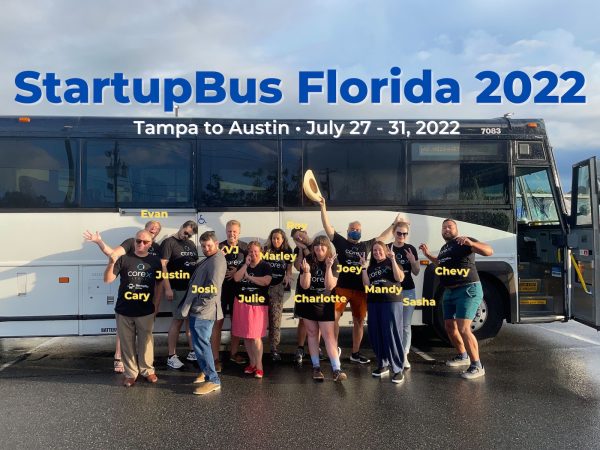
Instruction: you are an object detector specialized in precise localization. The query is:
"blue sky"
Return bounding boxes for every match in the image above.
[1,0,598,189]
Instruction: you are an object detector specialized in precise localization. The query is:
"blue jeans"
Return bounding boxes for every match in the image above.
[189,316,220,384]
[402,289,416,356]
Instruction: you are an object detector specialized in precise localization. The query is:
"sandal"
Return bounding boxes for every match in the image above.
[114,358,124,373]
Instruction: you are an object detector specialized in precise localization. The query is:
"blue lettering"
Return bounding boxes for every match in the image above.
[93,78,111,103]
[298,71,324,103]
[64,78,88,103]
[14,70,42,104]
[259,78,282,103]
[42,72,61,103]
[195,71,226,104]
[111,73,130,104]
[404,70,432,103]
[230,78,257,103]
[132,77,160,104]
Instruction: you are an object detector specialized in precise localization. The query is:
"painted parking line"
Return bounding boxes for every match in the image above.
[0,337,61,373]
[533,325,600,346]
[411,346,436,361]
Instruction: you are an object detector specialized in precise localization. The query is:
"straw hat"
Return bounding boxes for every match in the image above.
[302,169,323,202]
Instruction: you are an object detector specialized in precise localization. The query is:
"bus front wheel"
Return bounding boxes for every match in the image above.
[432,278,505,343]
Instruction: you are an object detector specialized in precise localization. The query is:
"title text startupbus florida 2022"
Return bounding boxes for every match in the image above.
[14,68,586,112]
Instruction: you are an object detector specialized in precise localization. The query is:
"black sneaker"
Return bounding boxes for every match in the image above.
[271,351,282,362]
[333,369,347,382]
[312,367,324,381]
[294,347,304,364]
[350,352,371,364]
[371,367,390,377]
[392,372,404,384]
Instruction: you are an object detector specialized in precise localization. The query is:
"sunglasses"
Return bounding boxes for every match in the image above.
[396,232,409,237]
[135,239,151,245]
[183,231,192,238]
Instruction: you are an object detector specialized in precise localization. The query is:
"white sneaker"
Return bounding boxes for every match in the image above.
[461,365,485,380]
[404,357,411,369]
[445,354,471,367]
[167,354,184,369]
[186,351,197,362]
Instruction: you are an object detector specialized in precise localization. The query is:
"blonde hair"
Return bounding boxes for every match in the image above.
[226,220,241,229]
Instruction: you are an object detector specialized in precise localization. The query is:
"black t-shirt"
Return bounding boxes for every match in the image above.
[332,232,375,291]
[390,243,418,291]
[160,236,198,290]
[219,240,248,286]
[262,246,293,286]
[366,259,403,303]
[120,238,161,258]
[437,238,480,287]
[113,253,162,317]
[237,260,272,306]
[301,255,340,297]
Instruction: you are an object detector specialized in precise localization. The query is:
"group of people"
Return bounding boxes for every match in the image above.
[86,201,493,395]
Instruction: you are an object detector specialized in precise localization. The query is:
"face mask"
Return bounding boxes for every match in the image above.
[348,230,361,241]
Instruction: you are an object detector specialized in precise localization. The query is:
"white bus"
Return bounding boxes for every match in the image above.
[0,116,598,340]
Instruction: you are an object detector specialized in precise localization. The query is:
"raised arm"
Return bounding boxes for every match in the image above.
[84,230,116,257]
[104,254,119,283]
[375,213,404,242]
[456,237,494,257]
[324,257,338,292]
[318,197,335,240]
[419,243,439,265]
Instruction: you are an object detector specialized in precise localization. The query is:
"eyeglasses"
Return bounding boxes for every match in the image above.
[396,232,409,237]
[135,239,151,245]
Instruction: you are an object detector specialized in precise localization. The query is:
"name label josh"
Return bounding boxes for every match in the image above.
[191,285,217,294]
[156,270,190,280]
[435,266,471,277]
[124,291,150,302]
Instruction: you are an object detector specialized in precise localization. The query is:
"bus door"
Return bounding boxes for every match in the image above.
[568,157,600,328]
[515,165,567,322]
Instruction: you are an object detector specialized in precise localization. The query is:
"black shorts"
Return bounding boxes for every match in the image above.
[294,302,335,322]
[221,282,236,317]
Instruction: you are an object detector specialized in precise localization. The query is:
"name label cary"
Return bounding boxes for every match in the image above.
[434,266,471,277]
[124,291,150,302]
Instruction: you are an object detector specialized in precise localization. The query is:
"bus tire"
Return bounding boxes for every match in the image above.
[431,277,505,344]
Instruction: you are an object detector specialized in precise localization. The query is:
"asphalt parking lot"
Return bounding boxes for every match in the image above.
[1,321,600,449]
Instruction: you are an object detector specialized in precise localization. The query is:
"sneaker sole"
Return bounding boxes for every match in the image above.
[445,360,471,368]
[392,377,405,384]
[167,364,184,370]
[334,374,347,382]
[461,369,486,380]
[193,385,221,395]
[350,358,371,364]
[371,371,390,377]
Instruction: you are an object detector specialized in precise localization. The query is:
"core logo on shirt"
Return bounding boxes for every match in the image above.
[180,245,197,257]
[315,268,323,277]
[137,263,145,270]
[127,269,152,278]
